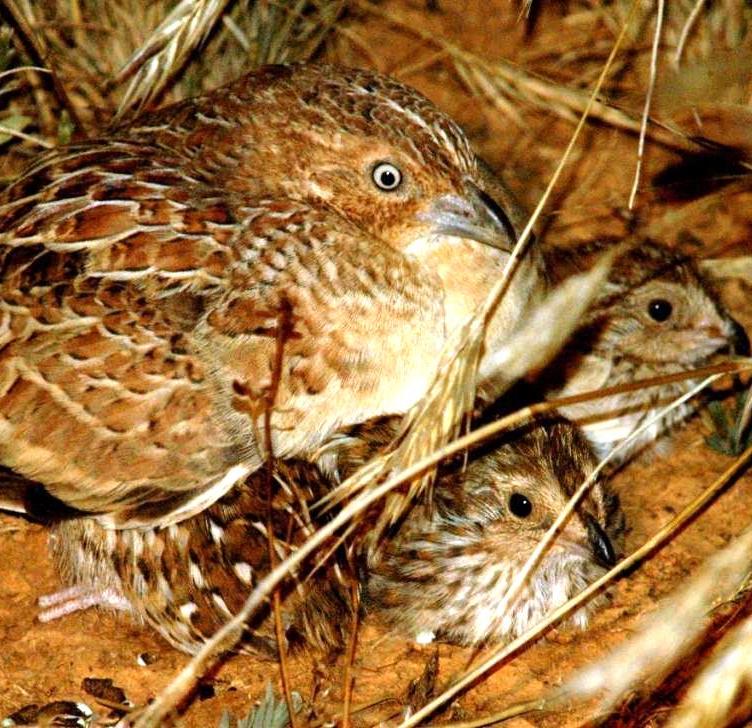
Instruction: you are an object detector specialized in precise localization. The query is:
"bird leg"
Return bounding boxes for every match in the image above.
[37,585,132,622]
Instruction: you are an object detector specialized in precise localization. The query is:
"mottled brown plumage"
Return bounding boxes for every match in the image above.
[48,457,353,656]
[0,63,543,529]
[363,418,623,645]
[48,416,622,654]
[541,239,748,464]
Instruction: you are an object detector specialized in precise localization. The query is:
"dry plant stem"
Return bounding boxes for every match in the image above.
[701,257,752,281]
[396,49,451,81]
[666,610,752,728]
[271,588,296,728]
[738,385,752,451]
[0,124,52,148]
[308,697,401,727]
[0,65,50,80]
[342,581,360,728]
[627,0,663,210]
[403,401,752,728]
[265,307,299,728]
[0,0,84,134]
[433,698,546,728]
[673,0,707,68]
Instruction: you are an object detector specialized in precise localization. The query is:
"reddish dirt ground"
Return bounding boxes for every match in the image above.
[1,1,751,725]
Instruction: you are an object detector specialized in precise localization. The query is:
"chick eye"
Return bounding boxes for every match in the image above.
[371,162,402,191]
[508,493,532,519]
[648,298,673,322]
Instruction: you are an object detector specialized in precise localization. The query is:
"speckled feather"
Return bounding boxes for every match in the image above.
[50,417,623,654]
[0,64,543,528]
[363,418,623,645]
[51,458,354,656]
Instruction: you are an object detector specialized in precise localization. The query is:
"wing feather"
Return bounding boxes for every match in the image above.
[0,143,444,527]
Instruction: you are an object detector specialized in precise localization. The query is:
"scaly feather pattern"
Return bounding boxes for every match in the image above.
[0,64,543,527]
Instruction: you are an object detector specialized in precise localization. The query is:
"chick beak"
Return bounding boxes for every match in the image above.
[728,317,750,357]
[585,514,616,569]
[421,182,517,251]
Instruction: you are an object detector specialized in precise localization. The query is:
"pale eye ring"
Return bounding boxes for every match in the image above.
[371,162,402,191]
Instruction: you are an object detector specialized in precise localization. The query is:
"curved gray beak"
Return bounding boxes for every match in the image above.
[586,515,616,569]
[420,182,517,251]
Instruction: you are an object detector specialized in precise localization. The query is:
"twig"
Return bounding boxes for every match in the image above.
[627,0,664,210]
[342,580,361,728]
[264,301,299,728]
[0,123,52,148]
[673,0,707,68]
[433,697,546,727]
[0,65,50,80]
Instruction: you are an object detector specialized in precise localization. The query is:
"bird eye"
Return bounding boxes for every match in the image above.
[371,162,402,191]
[508,493,532,519]
[647,298,673,322]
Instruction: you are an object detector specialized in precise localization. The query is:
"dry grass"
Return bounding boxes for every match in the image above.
[2,1,752,727]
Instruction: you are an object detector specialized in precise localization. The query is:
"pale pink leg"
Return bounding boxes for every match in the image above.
[37,585,132,622]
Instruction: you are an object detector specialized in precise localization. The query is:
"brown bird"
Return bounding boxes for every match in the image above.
[363,417,622,645]
[46,416,622,654]
[0,63,543,531]
[540,239,749,464]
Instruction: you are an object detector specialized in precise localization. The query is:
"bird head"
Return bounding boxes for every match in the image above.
[375,418,622,645]
[586,242,749,366]
[217,64,539,314]
[448,419,621,567]
[236,65,519,253]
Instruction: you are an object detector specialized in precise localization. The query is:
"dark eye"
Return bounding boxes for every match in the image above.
[648,298,673,322]
[371,162,402,191]
[508,493,532,519]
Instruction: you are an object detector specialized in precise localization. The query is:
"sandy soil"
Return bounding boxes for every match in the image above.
[1,1,752,725]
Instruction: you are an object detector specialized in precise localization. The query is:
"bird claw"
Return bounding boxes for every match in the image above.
[37,586,132,622]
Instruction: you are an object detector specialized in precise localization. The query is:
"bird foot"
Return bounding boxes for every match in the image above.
[37,585,132,622]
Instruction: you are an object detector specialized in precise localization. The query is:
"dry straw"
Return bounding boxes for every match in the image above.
[116,0,232,117]
[115,0,346,118]
[667,610,752,728]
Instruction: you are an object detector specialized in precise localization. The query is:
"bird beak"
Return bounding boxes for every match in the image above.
[420,182,517,251]
[728,317,750,357]
[585,514,616,569]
